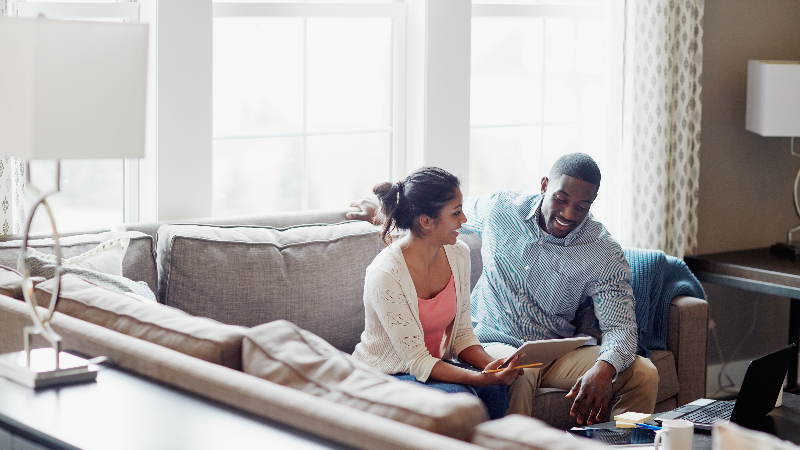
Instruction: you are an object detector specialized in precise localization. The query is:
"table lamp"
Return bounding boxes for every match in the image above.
[0,17,148,388]
[746,60,800,256]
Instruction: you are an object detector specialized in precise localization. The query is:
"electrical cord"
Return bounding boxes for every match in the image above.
[710,299,760,398]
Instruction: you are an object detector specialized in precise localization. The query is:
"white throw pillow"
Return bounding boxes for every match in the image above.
[713,421,800,450]
[18,237,130,276]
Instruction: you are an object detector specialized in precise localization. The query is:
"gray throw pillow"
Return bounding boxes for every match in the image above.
[23,253,157,302]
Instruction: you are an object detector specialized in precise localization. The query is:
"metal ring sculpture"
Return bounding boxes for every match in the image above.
[20,184,63,369]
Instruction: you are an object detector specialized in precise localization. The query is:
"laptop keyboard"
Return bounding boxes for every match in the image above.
[681,400,735,424]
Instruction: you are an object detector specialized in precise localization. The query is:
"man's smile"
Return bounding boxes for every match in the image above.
[554,216,574,227]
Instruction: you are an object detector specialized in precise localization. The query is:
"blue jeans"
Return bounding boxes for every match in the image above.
[392,362,510,420]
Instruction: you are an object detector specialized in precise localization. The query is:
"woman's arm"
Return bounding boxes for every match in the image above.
[429,350,523,387]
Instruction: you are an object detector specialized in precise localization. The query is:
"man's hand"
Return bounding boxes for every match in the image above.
[565,360,615,425]
[346,197,380,223]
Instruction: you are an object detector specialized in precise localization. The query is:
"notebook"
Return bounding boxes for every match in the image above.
[654,344,795,430]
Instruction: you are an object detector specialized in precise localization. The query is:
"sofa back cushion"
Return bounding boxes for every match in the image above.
[37,274,247,370]
[458,233,483,291]
[0,231,157,295]
[120,208,354,243]
[242,320,487,441]
[156,221,383,353]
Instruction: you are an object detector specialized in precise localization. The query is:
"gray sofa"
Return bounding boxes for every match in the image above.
[0,208,709,449]
[122,208,708,428]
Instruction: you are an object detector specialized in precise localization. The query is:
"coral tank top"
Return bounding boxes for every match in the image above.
[418,274,457,359]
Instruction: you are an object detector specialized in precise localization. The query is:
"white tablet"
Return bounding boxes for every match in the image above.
[498,336,592,368]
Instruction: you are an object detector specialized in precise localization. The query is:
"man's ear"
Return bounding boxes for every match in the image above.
[540,177,549,195]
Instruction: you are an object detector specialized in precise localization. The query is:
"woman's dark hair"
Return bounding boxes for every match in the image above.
[373,167,461,244]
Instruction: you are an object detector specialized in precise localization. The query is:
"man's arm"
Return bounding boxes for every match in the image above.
[346,197,381,223]
[460,191,501,236]
[347,190,498,234]
[567,254,638,425]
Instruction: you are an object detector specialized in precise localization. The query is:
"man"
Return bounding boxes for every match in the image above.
[348,153,658,425]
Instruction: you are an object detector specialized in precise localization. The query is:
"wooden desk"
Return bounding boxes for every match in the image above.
[0,363,352,450]
[684,248,800,390]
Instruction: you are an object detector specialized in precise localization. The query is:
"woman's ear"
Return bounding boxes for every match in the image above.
[418,214,433,231]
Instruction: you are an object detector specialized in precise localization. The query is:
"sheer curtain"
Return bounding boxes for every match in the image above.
[467,1,703,258]
[620,0,704,258]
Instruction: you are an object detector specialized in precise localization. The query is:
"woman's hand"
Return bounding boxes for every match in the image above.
[477,355,524,387]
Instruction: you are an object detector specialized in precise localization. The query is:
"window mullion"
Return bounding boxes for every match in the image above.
[302,17,308,211]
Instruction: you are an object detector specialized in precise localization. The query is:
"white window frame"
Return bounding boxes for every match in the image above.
[470,2,607,146]
[469,1,624,235]
[212,2,406,210]
[18,1,139,22]
[16,0,143,224]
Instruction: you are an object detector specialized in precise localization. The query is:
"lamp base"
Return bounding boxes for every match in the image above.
[0,348,98,389]
[771,242,800,258]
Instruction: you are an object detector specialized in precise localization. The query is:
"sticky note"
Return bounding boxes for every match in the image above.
[613,412,652,424]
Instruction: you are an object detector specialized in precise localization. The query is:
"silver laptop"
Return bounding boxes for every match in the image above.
[654,344,794,430]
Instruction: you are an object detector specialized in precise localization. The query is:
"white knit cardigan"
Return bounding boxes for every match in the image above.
[351,239,482,382]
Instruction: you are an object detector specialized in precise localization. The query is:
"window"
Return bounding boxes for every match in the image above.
[469,1,623,235]
[17,0,141,233]
[211,3,405,216]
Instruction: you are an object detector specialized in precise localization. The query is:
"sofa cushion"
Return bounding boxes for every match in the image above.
[0,265,44,300]
[0,231,157,295]
[36,274,247,370]
[472,415,610,450]
[242,320,488,441]
[157,221,383,353]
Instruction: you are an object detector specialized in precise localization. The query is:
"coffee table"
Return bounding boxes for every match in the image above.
[585,392,800,449]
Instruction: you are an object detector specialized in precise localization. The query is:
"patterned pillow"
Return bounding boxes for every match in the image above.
[22,252,156,302]
[19,237,129,276]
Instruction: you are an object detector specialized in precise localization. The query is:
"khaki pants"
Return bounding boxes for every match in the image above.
[487,345,659,418]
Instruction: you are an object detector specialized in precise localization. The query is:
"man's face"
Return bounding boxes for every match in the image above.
[538,175,598,239]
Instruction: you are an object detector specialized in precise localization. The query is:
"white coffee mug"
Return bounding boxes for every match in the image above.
[653,419,694,450]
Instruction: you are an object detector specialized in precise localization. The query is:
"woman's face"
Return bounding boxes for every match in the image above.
[426,188,467,246]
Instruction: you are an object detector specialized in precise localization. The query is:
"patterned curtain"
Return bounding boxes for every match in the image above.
[621,0,704,258]
[0,2,25,236]
[0,159,25,236]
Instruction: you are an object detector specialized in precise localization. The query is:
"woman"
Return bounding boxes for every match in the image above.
[352,167,522,419]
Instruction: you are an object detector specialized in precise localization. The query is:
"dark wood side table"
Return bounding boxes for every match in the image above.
[0,362,352,450]
[684,248,800,390]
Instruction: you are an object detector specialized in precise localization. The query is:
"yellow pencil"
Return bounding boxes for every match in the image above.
[481,363,542,374]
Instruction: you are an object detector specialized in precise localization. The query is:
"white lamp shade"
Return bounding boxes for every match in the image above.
[0,17,148,160]
[746,60,800,137]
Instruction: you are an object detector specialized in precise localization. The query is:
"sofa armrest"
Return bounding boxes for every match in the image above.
[667,295,709,406]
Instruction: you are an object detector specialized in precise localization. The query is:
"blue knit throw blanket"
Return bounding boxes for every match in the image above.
[624,248,706,357]
[475,248,706,358]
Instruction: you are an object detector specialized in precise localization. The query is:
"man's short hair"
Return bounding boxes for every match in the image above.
[549,152,601,187]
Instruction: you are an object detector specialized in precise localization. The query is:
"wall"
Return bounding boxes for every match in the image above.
[699,0,800,390]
